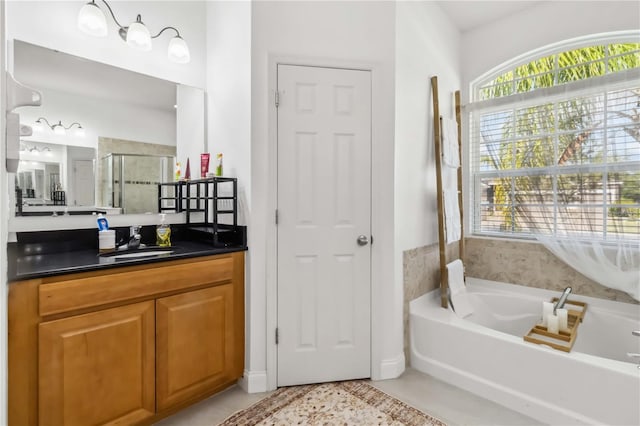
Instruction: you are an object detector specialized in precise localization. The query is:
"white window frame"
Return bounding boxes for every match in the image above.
[467,32,640,241]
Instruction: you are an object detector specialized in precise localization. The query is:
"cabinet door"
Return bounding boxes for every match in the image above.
[156,284,235,411]
[39,301,155,426]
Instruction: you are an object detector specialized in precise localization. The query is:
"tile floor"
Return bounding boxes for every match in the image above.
[156,367,543,426]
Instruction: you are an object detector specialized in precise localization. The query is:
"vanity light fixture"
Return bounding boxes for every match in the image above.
[19,143,53,157]
[34,118,85,137]
[77,0,191,64]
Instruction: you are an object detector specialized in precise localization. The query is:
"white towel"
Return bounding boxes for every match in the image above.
[444,187,461,243]
[442,118,460,168]
[447,259,474,318]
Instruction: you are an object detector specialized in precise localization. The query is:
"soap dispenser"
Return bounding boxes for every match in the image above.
[156,214,171,247]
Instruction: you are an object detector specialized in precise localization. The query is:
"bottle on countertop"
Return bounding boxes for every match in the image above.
[175,162,181,181]
[156,213,171,247]
[215,153,223,176]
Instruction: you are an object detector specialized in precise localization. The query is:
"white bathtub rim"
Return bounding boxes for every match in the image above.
[465,277,640,319]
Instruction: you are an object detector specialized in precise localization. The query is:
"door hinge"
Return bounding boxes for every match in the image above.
[275,209,279,225]
[275,327,279,344]
[275,91,280,108]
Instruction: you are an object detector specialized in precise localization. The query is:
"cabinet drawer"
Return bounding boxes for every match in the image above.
[39,256,234,317]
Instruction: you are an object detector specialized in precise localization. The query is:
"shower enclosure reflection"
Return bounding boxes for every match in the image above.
[101,153,175,214]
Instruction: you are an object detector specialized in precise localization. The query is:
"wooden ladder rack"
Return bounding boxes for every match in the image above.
[431,76,464,309]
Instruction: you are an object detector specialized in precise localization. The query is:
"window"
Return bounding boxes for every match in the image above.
[469,38,640,240]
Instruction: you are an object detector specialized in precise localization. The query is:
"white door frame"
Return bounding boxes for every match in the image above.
[265,54,394,391]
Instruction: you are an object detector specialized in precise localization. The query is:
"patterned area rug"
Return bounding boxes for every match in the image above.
[219,380,447,426]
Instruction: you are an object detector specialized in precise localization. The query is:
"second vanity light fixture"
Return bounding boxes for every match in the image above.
[77,0,191,64]
[34,118,85,137]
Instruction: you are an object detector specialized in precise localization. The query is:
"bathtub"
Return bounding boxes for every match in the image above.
[409,277,640,426]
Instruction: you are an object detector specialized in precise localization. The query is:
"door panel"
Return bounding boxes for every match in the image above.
[155,284,235,411]
[72,160,94,206]
[38,301,155,426]
[277,64,372,386]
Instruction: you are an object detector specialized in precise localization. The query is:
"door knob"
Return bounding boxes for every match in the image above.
[357,235,369,246]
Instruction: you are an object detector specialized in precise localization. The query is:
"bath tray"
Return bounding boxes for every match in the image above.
[523,299,588,352]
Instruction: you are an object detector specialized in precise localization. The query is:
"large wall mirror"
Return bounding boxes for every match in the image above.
[11,40,204,217]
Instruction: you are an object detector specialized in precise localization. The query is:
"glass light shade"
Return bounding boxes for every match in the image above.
[75,127,86,137]
[168,36,190,64]
[53,125,66,136]
[126,21,152,51]
[77,2,107,37]
[32,121,43,132]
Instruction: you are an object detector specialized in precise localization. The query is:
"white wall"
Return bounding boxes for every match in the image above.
[206,0,251,226]
[6,0,206,88]
[249,0,397,392]
[394,2,461,286]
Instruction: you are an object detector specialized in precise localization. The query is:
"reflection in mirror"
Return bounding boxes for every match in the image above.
[11,40,201,218]
[98,138,175,214]
[15,140,97,216]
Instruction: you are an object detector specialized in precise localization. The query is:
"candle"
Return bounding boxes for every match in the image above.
[557,308,569,332]
[547,313,559,334]
[542,302,553,326]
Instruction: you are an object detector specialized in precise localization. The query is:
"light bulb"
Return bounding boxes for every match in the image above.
[126,16,152,51]
[77,1,107,37]
[75,127,86,137]
[168,36,190,64]
[33,121,43,132]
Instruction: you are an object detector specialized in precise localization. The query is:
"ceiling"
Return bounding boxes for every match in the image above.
[436,1,543,33]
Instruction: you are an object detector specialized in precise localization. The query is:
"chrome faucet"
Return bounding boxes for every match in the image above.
[553,286,572,314]
[120,225,142,249]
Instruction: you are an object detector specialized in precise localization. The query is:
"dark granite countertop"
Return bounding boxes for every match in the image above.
[7,224,247,282]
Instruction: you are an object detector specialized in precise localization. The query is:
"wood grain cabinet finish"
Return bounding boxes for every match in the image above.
[156,285,235,411]
[38,301,155,426]
[8,252,245,426]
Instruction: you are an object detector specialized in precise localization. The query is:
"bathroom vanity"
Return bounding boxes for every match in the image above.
[7,228,246,426]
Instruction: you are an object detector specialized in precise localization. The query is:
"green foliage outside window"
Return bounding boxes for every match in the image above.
[476,43,640,236]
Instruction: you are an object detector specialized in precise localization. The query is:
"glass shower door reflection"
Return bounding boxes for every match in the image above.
[102,154,173,214]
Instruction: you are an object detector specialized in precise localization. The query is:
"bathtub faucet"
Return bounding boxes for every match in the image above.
[553,287,572,314]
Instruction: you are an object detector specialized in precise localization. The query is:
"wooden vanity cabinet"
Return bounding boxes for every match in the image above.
[8,252,245,426]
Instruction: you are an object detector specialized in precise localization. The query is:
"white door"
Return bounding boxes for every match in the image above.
[73,160,95,206]
[276,64,372,386]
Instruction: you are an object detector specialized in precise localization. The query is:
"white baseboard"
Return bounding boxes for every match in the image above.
[375,353,406,380]
[238,369,268,393]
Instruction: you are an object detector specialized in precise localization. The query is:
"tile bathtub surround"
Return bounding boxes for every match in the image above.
[402,242,459,360]
[465,237,638,304]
